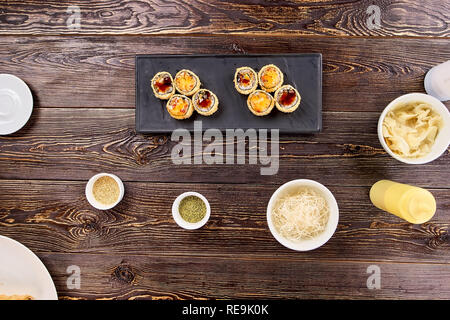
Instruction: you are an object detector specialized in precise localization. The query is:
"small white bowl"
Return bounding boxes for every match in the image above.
[172,192,210,230]
[85,173,125,210]
[267,179,339,251]
[378,93,450,164]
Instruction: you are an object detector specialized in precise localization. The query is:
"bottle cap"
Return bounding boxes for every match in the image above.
[404,189,436,224]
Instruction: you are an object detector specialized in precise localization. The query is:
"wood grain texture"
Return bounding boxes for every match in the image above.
[0,180,448,263]
[0,108,448,186]
[0,0,449,37]
[0,2,449,300]
[0,35,449,111]
[32,252,450,299]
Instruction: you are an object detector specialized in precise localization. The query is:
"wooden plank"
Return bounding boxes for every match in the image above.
[0,0,449,37]
[0,35,448,111]
[25,252,450,299]
[0,108,448,186]
[0,180,448,263]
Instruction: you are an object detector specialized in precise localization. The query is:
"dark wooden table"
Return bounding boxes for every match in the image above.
[0,0,449,300]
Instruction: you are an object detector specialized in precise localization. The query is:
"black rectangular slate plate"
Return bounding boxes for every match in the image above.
[136,54,322,134]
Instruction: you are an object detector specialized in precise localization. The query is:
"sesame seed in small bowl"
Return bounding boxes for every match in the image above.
[85,173,125,210]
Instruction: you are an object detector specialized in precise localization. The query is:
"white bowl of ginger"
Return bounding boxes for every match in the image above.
[86,173,125,210]
[378,93,450,164]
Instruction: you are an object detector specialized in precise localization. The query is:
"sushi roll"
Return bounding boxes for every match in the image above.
[166,94,194,120]
[174,69,201,96]
[192,89,219,116]
[274,85,301,113]
[247,90,274,116]
[258,64,284,93]
[234,66,258,95]
[151,71,175,100]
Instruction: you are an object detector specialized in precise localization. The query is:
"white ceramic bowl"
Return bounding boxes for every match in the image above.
[267,179,339,251]
[378,93,450,164]
[85,173,125,210]
[172,192,210,230]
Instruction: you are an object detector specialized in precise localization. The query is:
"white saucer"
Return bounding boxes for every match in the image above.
[0,74,33,135]
[0,235,58,300]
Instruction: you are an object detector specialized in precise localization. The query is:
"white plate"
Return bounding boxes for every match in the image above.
[0,74,33,135]
[0,235,58,300]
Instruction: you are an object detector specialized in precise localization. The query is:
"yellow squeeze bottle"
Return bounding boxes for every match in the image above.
[370,180,436,224]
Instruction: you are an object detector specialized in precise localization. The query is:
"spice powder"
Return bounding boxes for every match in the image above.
[93,176,120,205]
[179,196,206,223]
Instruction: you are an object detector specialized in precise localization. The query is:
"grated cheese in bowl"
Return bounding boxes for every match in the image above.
[271,187,329,242]
[267,179,339,251]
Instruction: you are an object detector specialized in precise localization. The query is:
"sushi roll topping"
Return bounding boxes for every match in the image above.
[237,72,251,85]
[260,66,281,89]
[258,64,283,92]
[274,85,301,113]
[175,70,199,95]
[234,67,258,94]
[151,72,175,99]
[249,91,273,113]
[192,89,219,116]
[154,75,173,94]
[278,87,298,108]
[167,95,191,117]
[237,70,255,89]
[196,90,214,112]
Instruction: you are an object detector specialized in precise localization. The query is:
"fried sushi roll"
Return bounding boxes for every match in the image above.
[274,85,301,113]
[258,64,284,93]
[151,71,175,100]
[247,90,275,116]
[192,89,219,116]
[174,69,201,96]
[234,67,258,95]
[166,94,194,120]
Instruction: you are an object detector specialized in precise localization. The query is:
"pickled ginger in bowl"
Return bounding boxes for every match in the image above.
[378,93,450,164]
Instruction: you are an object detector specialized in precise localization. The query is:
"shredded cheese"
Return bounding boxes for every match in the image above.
[271,187,329,242]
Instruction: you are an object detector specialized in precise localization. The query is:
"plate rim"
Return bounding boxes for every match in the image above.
[0,73,34,135]
[0,235,58,300]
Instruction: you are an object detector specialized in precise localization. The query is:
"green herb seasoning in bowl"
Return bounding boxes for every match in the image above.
[179,196,207,223]
[172,192,210,229]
